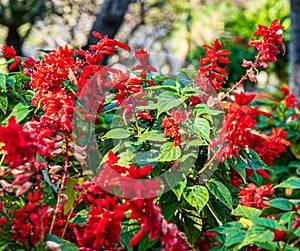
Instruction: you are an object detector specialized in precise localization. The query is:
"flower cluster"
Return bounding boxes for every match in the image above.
[239,183,274,209]
[242,19,284,83]
[0,18,296,251]
[195,39,231,90]
[213,91,290,166]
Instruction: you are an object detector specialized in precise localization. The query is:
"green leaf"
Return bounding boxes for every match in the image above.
[265,198,293,211]
[206,180,233,209]
[118,150,135,166]
[0,93,8,114]
[213,222,244,234]
[2,103,32,124]
[139,130,167,142]
[238,225,274,249]
[159,191,181,220]
[225,230,246,247]
[274,177,300,189]
[6,76,15,89]
[64,177,77,214]
[183,185,209,213]
[241,148,269,170]
[158,142,181,162]
[69,208,91,225]
[248,217,280,229]
[182,208,203,244]
[0,74,6,90]
[232,205,261,218]
[145,85,178,92]
[193,117,210,142]
[120,219,140,250]
[226,157,246,183]
[45,234,79,251]
[185,139,208,150]
[157,92,185,116]
[165,172,187,200]
[177,71,194,87]
[103,128,129,139]
[138,233,159,251]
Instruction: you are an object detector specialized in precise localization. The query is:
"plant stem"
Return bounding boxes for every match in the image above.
[207,203,223,226]
[49,135,70,234]
[0,153,5,167]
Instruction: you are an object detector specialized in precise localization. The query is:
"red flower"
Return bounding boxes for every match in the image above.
[280,86,297,109]
[138,110,153,120]
[77,195,128,250]
[132,48,157,78]
[239,183,274,209]
[196,39,230,90]
[1,45,16,58]
[11,190,50,246]
[250,19,284,66]
[234,92,256,106]
[161,110,187,147]
[292,214,300,229]
[273,229,286,242]
[212,91,289,165]
[0,117,52,169]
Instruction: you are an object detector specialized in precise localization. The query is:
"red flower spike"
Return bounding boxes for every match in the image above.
[196,39,230,90]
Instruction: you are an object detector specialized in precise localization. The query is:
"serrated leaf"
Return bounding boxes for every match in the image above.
[193,117,210,142]
[178,71,194,87]
[183,185,209,213]
[2,103,32,124]
[103,128,129,139]
[45,234,79,251]
[158,142,181,162]
[185,139,208,150]
[157,92,185,116]
[238,225,274,249]
[248,217,280,229]
[69,208,90,225]
[139,130,167,142]
[64,177,77,214]
[213,222,244,234]
[274,177,300,189]
[0,74,6,90]
[206,180,232,209]
[265,198,293,211]
[225,230,246,247]
[0,93,8,114]
[232,205,261,218]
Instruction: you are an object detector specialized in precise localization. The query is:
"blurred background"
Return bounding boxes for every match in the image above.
[0,0,293,95]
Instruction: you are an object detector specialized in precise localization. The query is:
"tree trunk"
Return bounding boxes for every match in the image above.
[83,0,132,64]
[289,0,300,108]
[6,26,23,56]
